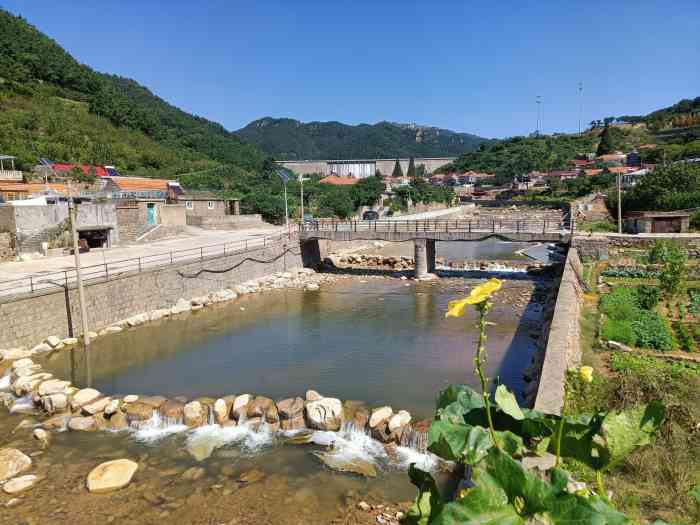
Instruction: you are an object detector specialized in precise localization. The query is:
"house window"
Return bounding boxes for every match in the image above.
[185,201,193,210]
[207,201,215,210]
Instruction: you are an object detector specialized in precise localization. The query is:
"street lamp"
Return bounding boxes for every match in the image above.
[298,173,309,220]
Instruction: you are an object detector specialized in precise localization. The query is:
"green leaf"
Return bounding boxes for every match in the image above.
[403,466,444,525]
[436,385,484,425]
[462,425,494,464]
[495,385,525,420]
[545,493,630,524]
[496,430,526,458]
[428,420,473,462]
[596,401,665,470]
[688,484,700,504]
[434,468,523,525]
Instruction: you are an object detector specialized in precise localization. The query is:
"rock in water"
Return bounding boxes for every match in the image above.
[86,459,138,493]
[0,448,32,482]
[3,474,38,494]
[314,450,377,478]
[305,397,343,431]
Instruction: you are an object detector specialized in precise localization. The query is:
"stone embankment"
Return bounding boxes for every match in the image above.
[0,267,330,362]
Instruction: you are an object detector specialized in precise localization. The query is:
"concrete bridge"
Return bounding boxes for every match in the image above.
[300,218,571,278]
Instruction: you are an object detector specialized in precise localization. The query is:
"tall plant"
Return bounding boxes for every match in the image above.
[403,279,666,524]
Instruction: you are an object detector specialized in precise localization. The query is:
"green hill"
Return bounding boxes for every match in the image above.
[0,8,265,177]
[236,117,489,160]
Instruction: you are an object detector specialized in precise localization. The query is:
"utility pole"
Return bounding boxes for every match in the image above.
[298,174,305,221]
[578,82,584,135]
[68,182,92,383]
[536,95,542,135]
[617,172,623,234]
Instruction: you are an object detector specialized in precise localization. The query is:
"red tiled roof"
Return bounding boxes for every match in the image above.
[51,163,110,177]
[584,169,603,177]
[319,176,359,186]
[0,182,66,193]
[108,177,173,191]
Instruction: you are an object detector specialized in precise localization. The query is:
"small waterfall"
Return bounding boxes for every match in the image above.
[129,411,188,443]
[0,373,11,392]
[206,405,215,426]
[399,426,428,453]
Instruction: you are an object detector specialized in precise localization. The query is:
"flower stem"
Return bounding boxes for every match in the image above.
[555,384,568,467]
[596,470,607,500]
[475,303,500,451]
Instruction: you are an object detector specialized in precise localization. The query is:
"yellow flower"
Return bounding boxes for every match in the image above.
[445,278,503,318]
[579,366,594,384]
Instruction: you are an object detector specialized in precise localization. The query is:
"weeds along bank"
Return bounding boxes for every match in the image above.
[567,240,700,523]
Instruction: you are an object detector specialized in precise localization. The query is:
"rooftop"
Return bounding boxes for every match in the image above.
[319,175,359,186]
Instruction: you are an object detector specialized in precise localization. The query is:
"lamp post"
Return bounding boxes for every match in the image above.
[298,174,309,221]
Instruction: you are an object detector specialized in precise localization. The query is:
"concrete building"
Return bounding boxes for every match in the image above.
[277,157,456,178]
[624,210,691,234]
[0,199,119,255]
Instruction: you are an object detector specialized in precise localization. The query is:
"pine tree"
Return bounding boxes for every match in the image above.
[391,159,404,178]
[596,126,616,156]
[406,157,416,178]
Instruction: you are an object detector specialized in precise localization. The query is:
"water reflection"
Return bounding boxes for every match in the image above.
[43,277,545,420]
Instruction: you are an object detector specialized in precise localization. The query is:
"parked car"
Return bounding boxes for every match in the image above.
[362,210,379,221]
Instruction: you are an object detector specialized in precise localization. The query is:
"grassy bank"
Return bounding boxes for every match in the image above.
[565,261,700,523]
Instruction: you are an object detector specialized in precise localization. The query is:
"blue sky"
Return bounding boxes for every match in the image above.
[3,1,699,138]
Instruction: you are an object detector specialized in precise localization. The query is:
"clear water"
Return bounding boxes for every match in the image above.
[3,274,550,524]
[43,278,545,418]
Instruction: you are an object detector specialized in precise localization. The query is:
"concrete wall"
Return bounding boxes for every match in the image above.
[0,231,15,261]
[279,158,456,177]
[160,205,186,226]
[533,248,583,415]
[0,240,302,349]
[186,214,265,230]
[185,200,227,218]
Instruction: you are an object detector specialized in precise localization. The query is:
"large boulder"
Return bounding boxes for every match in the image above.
[277,397,305,431]
[41,393,69,414]
[159,400,185,421]
[305,397,343,431]
[82,397,112,416]
[0,448,32,482]
[231,394,251,421]
[213,399,229,425]
[369,406,393,429]
[149,309,170,321]
[70,388,101,411]
[68,416,97,432]
[126,313,149,327]
[86,459,138,493]
[183,401,206,427]
[36,379,71,397]
[45,336,62,348]
[247,396,279,424]
[3,474,39,494]
[124,402,154,422]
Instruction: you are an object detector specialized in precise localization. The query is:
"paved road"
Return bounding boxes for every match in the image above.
[0,225,288,297]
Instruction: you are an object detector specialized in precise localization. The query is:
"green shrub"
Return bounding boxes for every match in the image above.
[635,285,661,310]
[688,289,700,316]
[600,287,640,320]
[673,321,694,352]
[602,318,635,345]
[632,311,673,351]
[690,210,700,232]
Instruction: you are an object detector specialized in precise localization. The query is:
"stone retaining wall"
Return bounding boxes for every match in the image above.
[0,231,15,261]
[573,234,700,260]
[0,240,302,350]
[532,248,584,415]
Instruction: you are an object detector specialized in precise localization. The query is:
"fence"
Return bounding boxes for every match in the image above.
[300,217,570,234]
[0,231,295,301]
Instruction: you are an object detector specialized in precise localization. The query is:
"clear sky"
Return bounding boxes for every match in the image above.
[3,1,699,138]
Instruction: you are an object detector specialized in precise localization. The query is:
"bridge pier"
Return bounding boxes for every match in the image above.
[300,239,321,268]
[414,239,436,279]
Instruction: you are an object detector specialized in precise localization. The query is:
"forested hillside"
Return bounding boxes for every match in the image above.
[236,117,488,160]
[0,9,264,176]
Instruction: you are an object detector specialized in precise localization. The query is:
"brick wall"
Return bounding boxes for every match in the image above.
[0,240,302,349]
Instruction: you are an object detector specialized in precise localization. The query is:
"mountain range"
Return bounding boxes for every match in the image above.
[235,118,489,160]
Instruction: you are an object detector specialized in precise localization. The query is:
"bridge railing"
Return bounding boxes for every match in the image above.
[300,218,567,234]
[0,231,295,302]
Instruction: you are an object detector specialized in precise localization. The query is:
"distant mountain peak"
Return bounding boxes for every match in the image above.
[236,118,488,160]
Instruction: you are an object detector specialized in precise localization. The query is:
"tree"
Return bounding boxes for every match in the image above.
[406,157,416,179]
[596,126,616,156]
[416,164,427,178]
[649,241,687,299]
[391,159,404,178]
